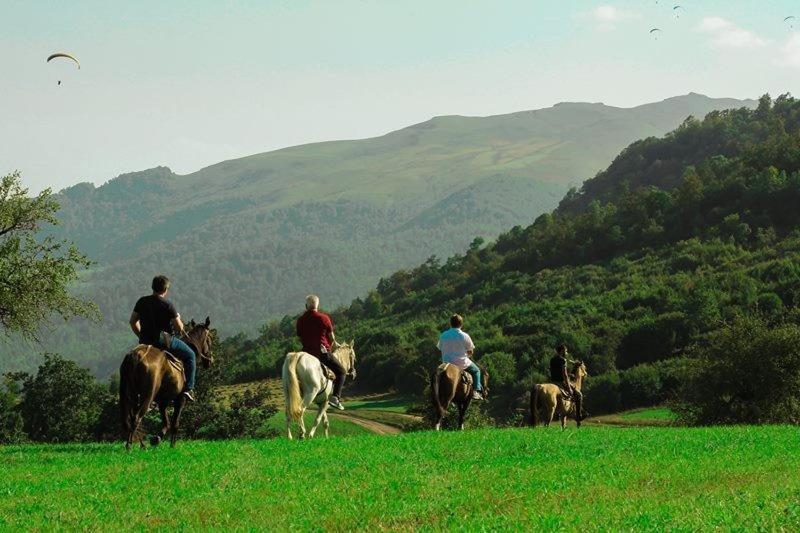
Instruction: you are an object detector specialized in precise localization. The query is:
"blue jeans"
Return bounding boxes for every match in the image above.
[169,337,196,391]
[467,363,482,391]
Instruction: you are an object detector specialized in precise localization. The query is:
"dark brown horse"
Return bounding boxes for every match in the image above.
[431,363,489,431]
[119,317,214,449]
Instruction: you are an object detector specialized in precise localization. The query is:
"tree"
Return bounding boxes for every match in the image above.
[19,354,105,442]
[675,315,800,425]
[0,171,96,339]
[0,375,25,443]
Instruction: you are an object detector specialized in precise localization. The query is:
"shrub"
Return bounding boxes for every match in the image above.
[583,372,621,415]
[0,376,25,444]
[619,364,664,409]
[675,315,800,425]
[194,387,278,440]
[19,354,105,443]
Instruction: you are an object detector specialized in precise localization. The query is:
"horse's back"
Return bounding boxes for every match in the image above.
[123,344,181,397]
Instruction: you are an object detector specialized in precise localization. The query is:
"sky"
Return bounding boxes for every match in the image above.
[2,0,799,193]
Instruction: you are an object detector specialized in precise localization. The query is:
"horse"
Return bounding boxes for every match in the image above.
[119,317,214,449]
[530,360,587,429]
[431,363,489,431]
[282,341,357,439]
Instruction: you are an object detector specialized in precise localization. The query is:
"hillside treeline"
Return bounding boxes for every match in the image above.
[220,95,800,425]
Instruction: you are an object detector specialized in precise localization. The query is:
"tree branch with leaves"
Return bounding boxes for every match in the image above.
[0,171,98,339]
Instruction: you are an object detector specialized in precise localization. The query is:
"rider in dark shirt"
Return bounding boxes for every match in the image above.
[549,343,584,422]
[129,275,197,402]
[296,294,347,411]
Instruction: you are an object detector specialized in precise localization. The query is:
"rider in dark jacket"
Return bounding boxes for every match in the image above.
[129,275,197,402]
[550,343,583,421]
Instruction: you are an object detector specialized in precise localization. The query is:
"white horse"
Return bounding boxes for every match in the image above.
[282,341,357,439]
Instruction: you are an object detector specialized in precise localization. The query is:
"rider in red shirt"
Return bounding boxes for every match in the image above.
[296,294,347,410]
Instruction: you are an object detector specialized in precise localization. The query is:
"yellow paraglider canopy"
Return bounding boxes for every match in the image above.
[46,53,80,69]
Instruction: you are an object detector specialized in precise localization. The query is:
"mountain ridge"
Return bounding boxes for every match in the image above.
[4,93,757,376]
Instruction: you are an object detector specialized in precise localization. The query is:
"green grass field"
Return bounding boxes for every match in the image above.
[2,426,799,530]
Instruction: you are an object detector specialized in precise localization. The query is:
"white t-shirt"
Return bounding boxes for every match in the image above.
[437,327,475,369]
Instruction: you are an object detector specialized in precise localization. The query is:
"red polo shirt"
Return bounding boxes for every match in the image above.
[296,309,334,355]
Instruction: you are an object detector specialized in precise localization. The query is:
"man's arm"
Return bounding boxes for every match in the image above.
[129,311,141,338]
[325,315,336,346]
[171,314,187,337]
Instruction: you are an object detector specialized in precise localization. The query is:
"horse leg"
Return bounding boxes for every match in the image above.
[308,399,327,438]
[170,396,187,448]
[296,389,317,440]
[150,401,169,447]
[285,405,293,440]
[132,384,156,449]
[545,397,556,427]
[458,400,471,431]
[323,412,330,438]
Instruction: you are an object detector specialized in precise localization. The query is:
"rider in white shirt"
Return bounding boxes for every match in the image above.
[437,314,483,400]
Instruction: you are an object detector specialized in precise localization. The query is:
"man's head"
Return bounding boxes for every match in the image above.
[556,343,568,357]
[152,275,170,296]
[305,294,320,311]
[450,314,463,329]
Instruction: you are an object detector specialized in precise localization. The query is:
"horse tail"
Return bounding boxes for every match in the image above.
[431,370,445,420]
[283,352,304,422]
[531,384,541,427]
[119,350,139,436]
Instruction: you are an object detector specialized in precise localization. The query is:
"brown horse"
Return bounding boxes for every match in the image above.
[431,363,489,431]
[530,360,587,429]
[119,317,214,449]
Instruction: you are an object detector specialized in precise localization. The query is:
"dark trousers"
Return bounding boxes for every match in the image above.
[572,388,584,419]
[316,352,346,398]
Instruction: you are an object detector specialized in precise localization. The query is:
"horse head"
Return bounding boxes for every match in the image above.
[186,316,214,369]
[572,360,588,380]
[334,339,357,381]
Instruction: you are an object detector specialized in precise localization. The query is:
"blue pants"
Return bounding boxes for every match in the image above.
[169,336,196,391]
[467,363,482,391]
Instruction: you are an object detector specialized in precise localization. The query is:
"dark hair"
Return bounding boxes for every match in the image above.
[556,343,567,354]
[152,275,170,294]
[450,314,463,328]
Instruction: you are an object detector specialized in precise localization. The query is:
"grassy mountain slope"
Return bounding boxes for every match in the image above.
[3,94,753,375]
[220,94,800,421]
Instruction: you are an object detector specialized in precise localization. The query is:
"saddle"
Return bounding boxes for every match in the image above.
[436,363,473,387]
[163,350,185,375]
[320,364,336,381]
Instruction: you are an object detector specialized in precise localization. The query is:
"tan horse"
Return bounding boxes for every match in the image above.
[282,341,357,439]
[431,363,489,431]
[530,361,587,429]
[119,318,214,449]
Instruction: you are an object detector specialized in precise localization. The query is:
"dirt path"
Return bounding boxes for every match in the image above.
[329,412,402,435]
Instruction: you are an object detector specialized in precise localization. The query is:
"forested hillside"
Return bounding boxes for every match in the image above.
[3,93,752,375]
[220,94,800,422]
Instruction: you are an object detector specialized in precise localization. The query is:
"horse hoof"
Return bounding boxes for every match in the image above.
[150,435,162,447]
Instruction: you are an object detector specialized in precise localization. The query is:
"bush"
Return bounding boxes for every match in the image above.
[583,372,621,415]
[0,376,25,444]
[195,387,278,440]
[19,354,106,443]
[675,315,800,425]
[619,364,664,409]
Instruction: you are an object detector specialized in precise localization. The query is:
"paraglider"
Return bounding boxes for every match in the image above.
[46,53,79,86]
[650,28,662,40]
[785,16,796,30]
[46,53,80,69]
[673,5,684,19]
